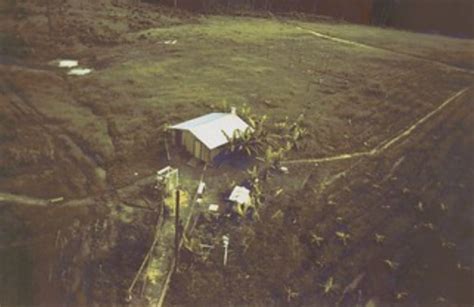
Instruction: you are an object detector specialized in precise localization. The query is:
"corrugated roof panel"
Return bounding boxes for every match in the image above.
[170,112,251,150]
[170,113,226,130]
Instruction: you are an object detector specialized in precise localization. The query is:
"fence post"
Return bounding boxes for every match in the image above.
[174,189,180,272]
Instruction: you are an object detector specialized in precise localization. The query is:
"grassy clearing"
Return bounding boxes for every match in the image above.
[3,14,473,195]
[295,19,474,69]
[87,15,473,165]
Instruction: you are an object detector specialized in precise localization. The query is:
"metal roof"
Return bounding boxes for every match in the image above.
[170,112,250,150]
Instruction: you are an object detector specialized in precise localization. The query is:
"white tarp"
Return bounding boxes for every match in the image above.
[58,60,78,68]
[208,204,219,212]
[68,68,92,76]
[228,186,251,205]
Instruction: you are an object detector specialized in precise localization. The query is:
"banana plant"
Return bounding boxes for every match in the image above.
[222,130,238,153]
[285,286,299,302]
[310,233,325,247]
[384,259,399,271]
[374,233,386,244]
[336,231,351,246]
[246,165,260,183]
[320,277,337,295]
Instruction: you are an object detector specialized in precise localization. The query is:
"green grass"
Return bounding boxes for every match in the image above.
[94,16,348,125]
[71,15,473,164]
[296,19,474,69]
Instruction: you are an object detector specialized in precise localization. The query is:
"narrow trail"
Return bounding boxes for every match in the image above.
[0,174,156,208]
[282,86,471,165]
[293,25,474,76]
[156,166,207,307]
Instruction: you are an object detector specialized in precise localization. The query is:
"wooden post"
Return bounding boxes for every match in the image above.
[46,0,53,37]
[174,189,180,272]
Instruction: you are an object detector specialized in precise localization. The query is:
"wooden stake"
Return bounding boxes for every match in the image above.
[174,189,180,272]
[164,138,171,162]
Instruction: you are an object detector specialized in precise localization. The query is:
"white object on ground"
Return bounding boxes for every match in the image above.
[208,204,219,212]
[197,181,206,195]
[228,186,251,205]
[222,235,230,266]
[164,40,177,45]
[58,60,78,68]
[280,166,289,174]
[68,68,92,76]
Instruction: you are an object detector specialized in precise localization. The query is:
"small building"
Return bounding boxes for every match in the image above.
[170,112,251,163]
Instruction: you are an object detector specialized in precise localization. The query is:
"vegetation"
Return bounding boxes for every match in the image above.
[0,33,29,57]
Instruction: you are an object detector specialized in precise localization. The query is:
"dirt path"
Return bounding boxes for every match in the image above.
[282,86,471,165]
[293,25,474,75]
[0,174,156,208]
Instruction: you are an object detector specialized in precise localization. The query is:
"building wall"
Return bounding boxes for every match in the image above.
[182,131,194,154]
[173,130,227,163]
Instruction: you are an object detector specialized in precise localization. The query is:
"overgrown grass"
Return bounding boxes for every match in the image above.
[83,15,473,163]
[95,17,337,122]
[0,0,15,14]
[0,33,30,58]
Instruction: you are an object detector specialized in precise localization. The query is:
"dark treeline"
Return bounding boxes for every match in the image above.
[151,0,473,37]
[155,0,374,24]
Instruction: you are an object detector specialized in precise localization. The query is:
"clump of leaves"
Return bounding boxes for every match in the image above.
[395,291,408,300]
[440,238,456,249]
[439,202,447,211]
[456,262,472,271]
[415,201,424,212]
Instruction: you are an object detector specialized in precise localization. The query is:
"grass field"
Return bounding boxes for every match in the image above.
[0,1,473,305]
